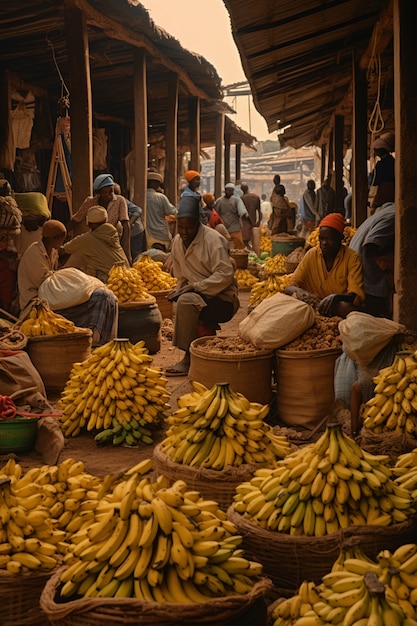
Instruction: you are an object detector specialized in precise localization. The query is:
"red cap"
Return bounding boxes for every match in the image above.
[319,213,346,234]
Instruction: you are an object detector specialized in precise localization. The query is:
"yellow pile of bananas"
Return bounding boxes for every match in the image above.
[249,273,293,308]
[272,543,417,626]
[0,458,63,573]
[263,253,287,275]
[133,255,177,292]
[362,352,417,435]
[393,448,417,500]
[161,382,290,469]
[260,234,272,253]
[233,423,414,536]
[234,268,258,289]
[59,338,170,445]
[107,264,152,303]
[19,300,79,336]
[59,459,264,601]
[305,225,357,249]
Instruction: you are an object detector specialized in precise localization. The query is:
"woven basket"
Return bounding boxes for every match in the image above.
[356,428,417,464]
[150,289,173,320]
[284,259,299,274]
[118,296,156,309]
[153,444,257,511]
[40,567,272,626]
[0,568,55,626]
[230,251,249,269]
[227,506,417,591]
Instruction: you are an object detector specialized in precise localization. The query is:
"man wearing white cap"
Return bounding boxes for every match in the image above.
[214,183,248,249]
[145,171,177,252]
[60,206,129,283]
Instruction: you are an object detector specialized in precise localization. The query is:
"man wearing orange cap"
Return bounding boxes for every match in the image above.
[180,170,208,225]
[286,213,364,317]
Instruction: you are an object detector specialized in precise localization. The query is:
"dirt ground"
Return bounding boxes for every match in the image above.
[0,292,253,478]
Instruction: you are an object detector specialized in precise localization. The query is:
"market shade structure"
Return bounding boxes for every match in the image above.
[222,0,392,149]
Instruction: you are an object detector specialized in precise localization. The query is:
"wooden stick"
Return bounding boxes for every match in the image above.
[0,307,19,322]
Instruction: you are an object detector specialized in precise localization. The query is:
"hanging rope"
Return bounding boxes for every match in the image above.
[367,25,385,137]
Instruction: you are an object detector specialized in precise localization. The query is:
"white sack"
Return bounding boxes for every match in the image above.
[38,268,103,310]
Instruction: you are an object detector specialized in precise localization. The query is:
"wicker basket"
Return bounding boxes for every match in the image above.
[40,567,272,626]
[150,289,173,320]
[25,329,92,393]
[227,506,417,591]
[230,251,249,269]
[0,568,55,626]
[153,444,257,511]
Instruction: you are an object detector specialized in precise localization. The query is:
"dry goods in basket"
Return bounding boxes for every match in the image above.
[249,273,292,308]
[305,225,357,249]
[59,460,264,601]
[107,263,152,303]
[263,253,286,275]
[133,254,177,291]
[271,543,417,626]
[234,268,258,289]
[161,381,290,468]
[281,314,342,351]
[285,246,305,266]
[233,423,415,535]
[196,336,260,354]
[59,338,170,444]
[362,351,417,436]
[19,299,80,336]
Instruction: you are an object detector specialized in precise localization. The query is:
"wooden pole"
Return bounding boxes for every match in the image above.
[188,97,200,172]
[393,0,417,328]
[351,53,369,227]
[133,48,148,222]
[334,115,344,210]
[224,133,231,185]
[214,113,224,198]
[235,143,242,182]
[164,72,178,205]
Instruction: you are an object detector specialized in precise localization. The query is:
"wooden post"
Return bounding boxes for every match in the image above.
[328,131,334,181]
[214,113,224,198]
[235,143,242,183]
[334,115,344,210]
[320,143,326,183]
[188,97,200,172]
[224,133,231,184]
[393,0,417,328]
[352,53,368,227]
[164,72,178,205]
[133,49,148,222]
[64,5,93,214]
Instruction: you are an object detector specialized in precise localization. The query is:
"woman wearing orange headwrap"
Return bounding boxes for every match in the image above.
[285,213,364,317]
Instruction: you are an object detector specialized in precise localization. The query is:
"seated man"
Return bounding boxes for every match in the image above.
[60,206,129,283]
[18,220,118,346]
[286,212,364,317]
[165,200,240,376]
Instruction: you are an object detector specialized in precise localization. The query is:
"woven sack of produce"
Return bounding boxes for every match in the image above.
[0,568,57,626]
[40,567,272,626]
[227,505,417,591]
[153,444,257,512]
[356,427,417,463]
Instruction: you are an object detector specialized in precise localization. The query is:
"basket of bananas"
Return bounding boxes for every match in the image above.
[227,423,417,590]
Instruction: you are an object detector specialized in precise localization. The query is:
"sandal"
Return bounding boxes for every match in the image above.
[165,365,189,377]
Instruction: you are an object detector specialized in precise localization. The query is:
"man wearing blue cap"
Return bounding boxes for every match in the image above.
[165,200,239,376]
[68,173,131,262]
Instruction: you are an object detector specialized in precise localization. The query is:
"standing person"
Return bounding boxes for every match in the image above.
[285,212,364,317]
[214,183,248,249]
[60,206,129,283]
[368,133,395,212]
[165,201,239,376]
[300,179,319,235]
[260,193,272,225]
[145,171,177,252]
[240,183,261,249]
[201,193,230,241]
[268,183,292,234]
[17,220,118,346]
[180,170,208,225]
[68,173,131,262]
[315,177,335,220]
[113,183,144,262]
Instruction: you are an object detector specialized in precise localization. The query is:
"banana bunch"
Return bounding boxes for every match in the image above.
[107,263,153,303]
[393,449,417,500]
[59,338,170,443]
[133,255,177,291]
[59,461,264,602]
[273,543,417,626]
[161,382,290,469]
[263,253,287,275]
[234,268,258,289]
[260,234,272,253]
[0,459,63,573]
[362,352,417,435]
[19,299,79,336]
[233,423,415,535]
[249,273,293,308]
[305,226,357,249]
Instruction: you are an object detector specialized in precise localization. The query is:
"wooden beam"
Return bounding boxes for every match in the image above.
[214,113,224,198]
[133,48,147,222]
[235,143,242,182]
[188,97,200,172]
[164,72,178,205]
[68,0,213,101]
[224,133,231,185]
[393,0,417,329]
[351,54,368,228]
[64,5,93,214]
[334,115,344,210]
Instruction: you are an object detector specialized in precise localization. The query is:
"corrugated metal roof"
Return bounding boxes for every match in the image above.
[223,0,393,148]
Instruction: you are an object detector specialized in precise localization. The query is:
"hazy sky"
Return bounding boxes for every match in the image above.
[143,0,275,142]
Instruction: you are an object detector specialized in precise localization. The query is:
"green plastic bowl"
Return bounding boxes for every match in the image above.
[0,417,38,454]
